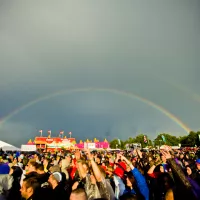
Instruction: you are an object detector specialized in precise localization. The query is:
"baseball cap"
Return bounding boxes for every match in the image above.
[196,159,200,165]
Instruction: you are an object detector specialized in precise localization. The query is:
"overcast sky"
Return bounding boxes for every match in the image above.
[0,0,200,146]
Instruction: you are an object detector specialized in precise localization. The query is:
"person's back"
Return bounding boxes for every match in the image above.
[0,174,13,200]
[53,183,69,200]
[7,166,23,200]
[120,193,138,200]
[61,157,70,180]
[7,178,21,200]
[105,179,115,200]
[34,187,54,200]
[48,172,70,200]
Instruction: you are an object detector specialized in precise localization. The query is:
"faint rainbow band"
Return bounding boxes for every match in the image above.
[0,88,191,133]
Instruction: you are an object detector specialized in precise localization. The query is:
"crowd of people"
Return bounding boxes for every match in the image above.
[0,145,200,200]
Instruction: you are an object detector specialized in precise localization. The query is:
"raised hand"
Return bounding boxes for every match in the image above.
[72,181,79,190]
[160,150,171,160]
[84,148,93,160]
[90,174,97,185]
[120,155,126,161]
[75,150,81,160]
[136,149,143,158]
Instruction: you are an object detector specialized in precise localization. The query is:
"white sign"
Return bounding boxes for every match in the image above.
[21,145,37,152]
[84,143,96,149]
[87,143,96,149]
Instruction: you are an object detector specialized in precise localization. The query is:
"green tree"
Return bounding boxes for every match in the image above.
[123,137,134,146]
[180,131,200,147]
[154,133,180,147]
[132,134,151,148]
[109,139,126,149]
[109,131,200,149]
[120,140,126,150]
[110,139,120,149]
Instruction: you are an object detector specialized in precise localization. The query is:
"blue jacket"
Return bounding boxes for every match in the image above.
[0,163,9,174]
[113,175,125,199]
[124,168,149,200]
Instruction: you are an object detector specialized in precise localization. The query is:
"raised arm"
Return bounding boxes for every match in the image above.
[121,155,134,170]
[85,149,103,182]
[161,149,192,189]
[75,150,87,179]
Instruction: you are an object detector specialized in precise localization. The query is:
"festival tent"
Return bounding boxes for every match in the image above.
[0,140,20,151]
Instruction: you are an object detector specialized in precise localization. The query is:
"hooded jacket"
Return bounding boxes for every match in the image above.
[0,175,13,200]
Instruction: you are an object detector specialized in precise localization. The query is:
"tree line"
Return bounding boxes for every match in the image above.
[109,131,200,149]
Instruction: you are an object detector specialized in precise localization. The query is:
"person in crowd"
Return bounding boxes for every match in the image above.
[7,166,23,200]
[96,156,102,166]
[1,144,200,200]
[0,157,9,175]
[17,155,24,168]
[0,173,13,200]
[26,160,38,174]
[185,164,197,180]
[61,154,71,180]
[120,193,139,200]
[48,172,68,200]
[70,188,87,200]
[195,159,200,185]
[113,161,126,199]
[121,155,149,200]
[43,157,50,172]
[20,177,43,200]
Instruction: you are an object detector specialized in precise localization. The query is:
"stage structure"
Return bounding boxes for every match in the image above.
[26,132,109,152]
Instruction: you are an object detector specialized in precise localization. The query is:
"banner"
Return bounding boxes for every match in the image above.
[84,142,96,149]
[161,135,166,143]
[144,135,147,143]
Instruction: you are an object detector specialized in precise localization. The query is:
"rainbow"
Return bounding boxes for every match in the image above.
[0,88,191,133]
[166,81,200,104]
[155,75,200,104]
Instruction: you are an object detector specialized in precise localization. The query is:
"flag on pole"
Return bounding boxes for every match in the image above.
[47,130,51,137]
[60,131,64,138]
[118,139,121,145]
[161,135,166,143]
[39,130,43,137]
[69,132,72,138]
[144,135,147,143]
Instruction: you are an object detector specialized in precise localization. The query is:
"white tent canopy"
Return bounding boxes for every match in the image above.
[2,146,21,151]
[0,140,20,151]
